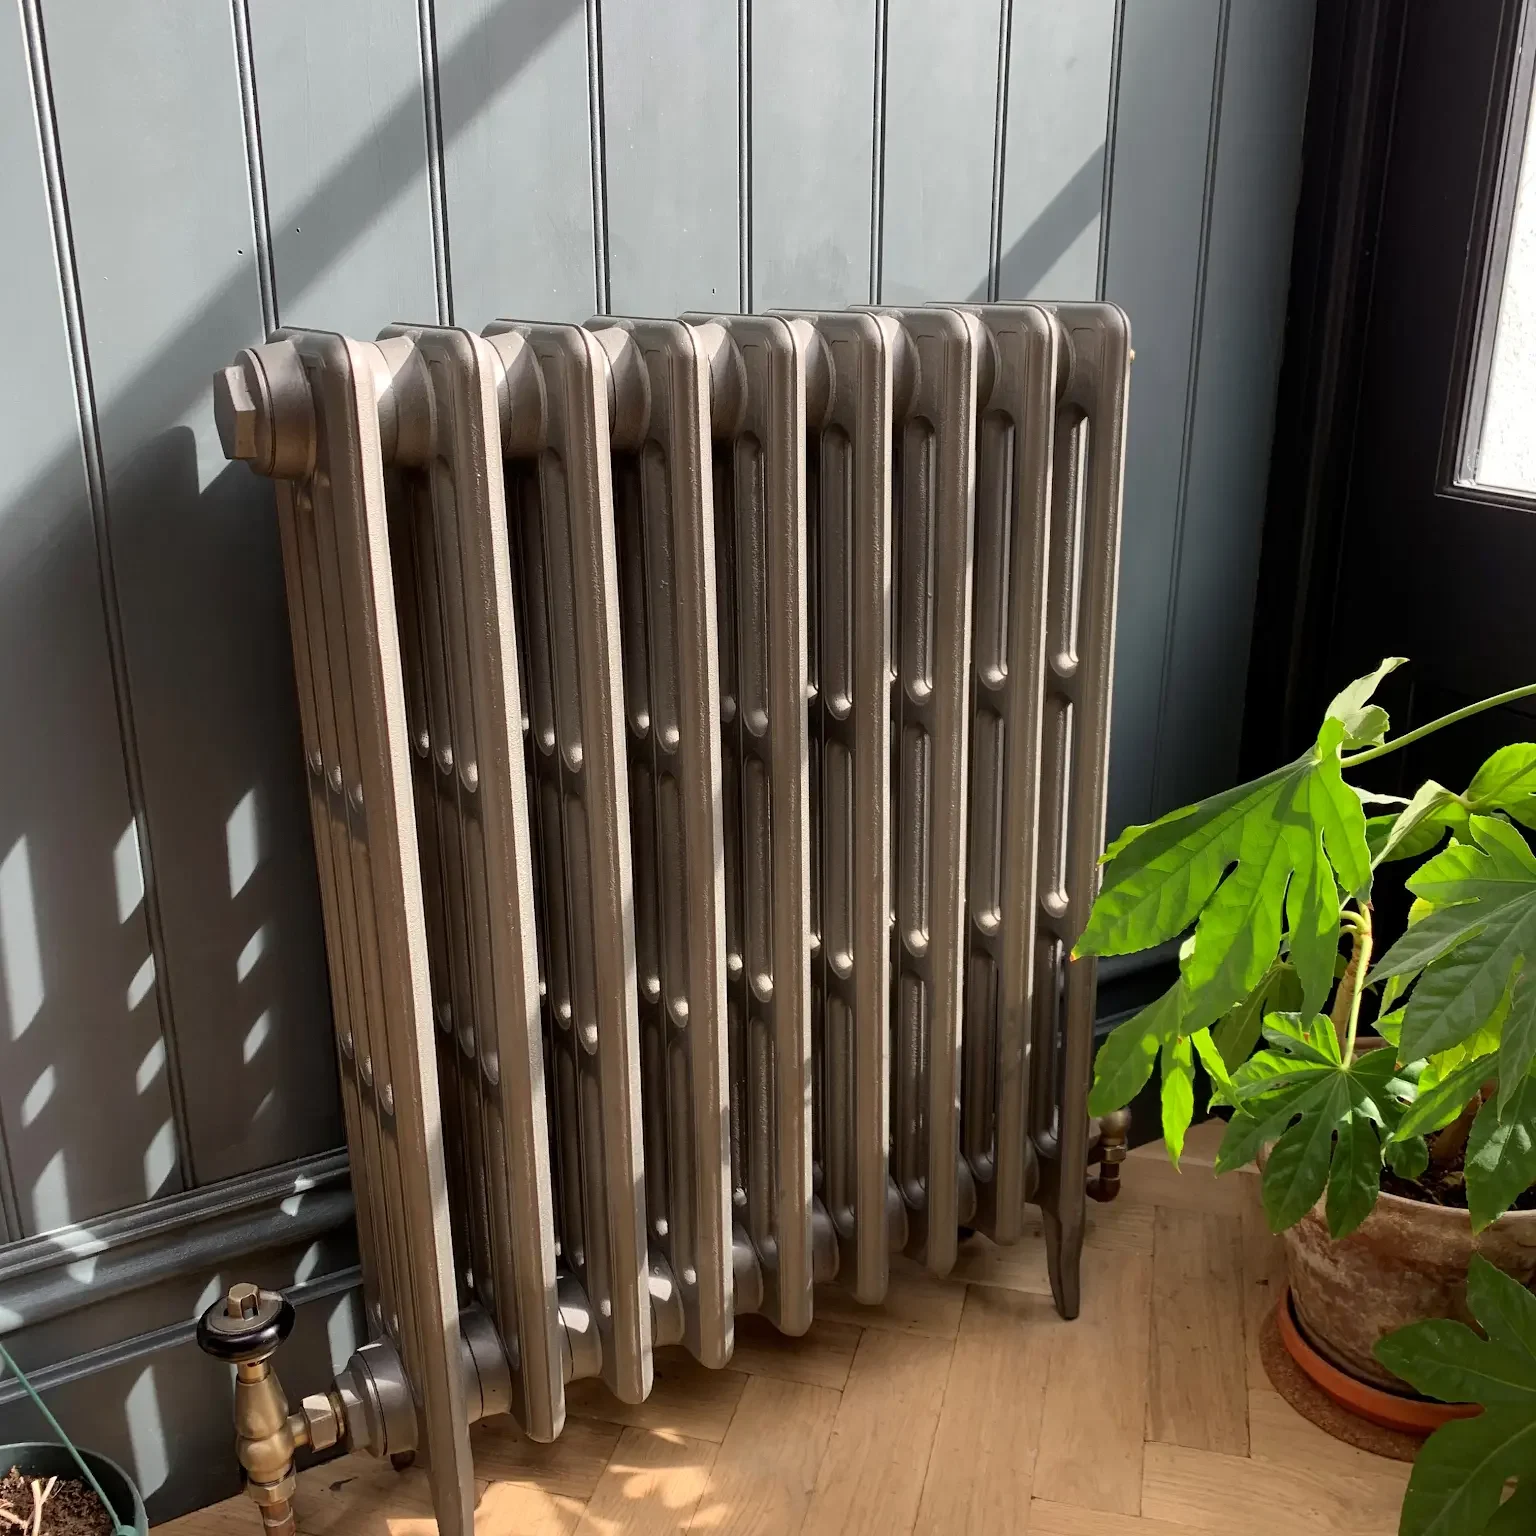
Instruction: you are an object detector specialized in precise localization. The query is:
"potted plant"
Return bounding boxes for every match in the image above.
[1076,658,1536,1534]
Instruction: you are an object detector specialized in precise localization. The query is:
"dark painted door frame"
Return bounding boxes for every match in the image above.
[1245,0,1536,783]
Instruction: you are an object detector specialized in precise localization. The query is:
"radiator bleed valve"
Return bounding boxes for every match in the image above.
[1085,1108,1133,1203]
[197,1284,346,1536]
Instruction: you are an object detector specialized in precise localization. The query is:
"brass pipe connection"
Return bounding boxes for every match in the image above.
[1086,1108,1133,1202]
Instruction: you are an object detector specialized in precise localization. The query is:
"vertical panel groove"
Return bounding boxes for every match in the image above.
[587,0,611,312]
[869,0,890,302]
[1149,0,1232,811]
[416,0,452,323]
[230,0,277,334]
[739,0,752,311]
[1096,0,1129,300]
[15,0,196,1190]
[984,0,1014,302]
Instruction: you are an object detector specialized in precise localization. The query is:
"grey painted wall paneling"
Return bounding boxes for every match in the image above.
[1152,0,1316,811]
[438,0,599,328]
[248,0,440,336]
[42,0,339,1184]
[0,3,170,1237]
[751,0,877,309]
[994,0,1117,301]
[1100,0,1225,840]
[879,0,1004,303]
[601,0,741,315]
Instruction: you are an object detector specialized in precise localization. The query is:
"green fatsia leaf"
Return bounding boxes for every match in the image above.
[1378,1257,1536,1536]
[1261,1009,1342,1066]
[1284,822,1342,1016]
[1469,1250,1536,1371]
[1325,1108,1383,1238]
[1087,982,1181,1117]
[1394,1054,1492,1140]
[1385,1133,1429,1179]
[1371,903,1493,988]
[1468,744,1536,830]
[1077,720,1369,1016]
[1403,903,1536,1064]
[1375,1006,1404,1047]
[1190,1028,1232,1104]
[1394,1408,1536,1536]
[1371,779,1467,867]
[1500,970,1536,1119]
[1375,1318,1536,1408]
[1395,819,1536,1063]
[1408,815,1536,907]
[1485,1478,1536,1535]
[1326,656,1407,746]
[1161,1034,1195,1166]
[1262,1073,1354,1232]
[1211,964,1301,1071]
[1467,1074,1536,1231]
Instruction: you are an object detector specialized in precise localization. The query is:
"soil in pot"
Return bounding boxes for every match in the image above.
[1380,1144,1536,1212]
[0,1467,115,1536]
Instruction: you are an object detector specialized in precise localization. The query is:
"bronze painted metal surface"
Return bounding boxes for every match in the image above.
[208,299,1132,1533]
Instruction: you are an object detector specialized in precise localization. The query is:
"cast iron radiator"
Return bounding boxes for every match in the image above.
[196,302,1131,1536]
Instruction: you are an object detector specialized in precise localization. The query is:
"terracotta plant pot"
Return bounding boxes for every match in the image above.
[1274,1289,1481,1435]
[1280,1185,1536,1391]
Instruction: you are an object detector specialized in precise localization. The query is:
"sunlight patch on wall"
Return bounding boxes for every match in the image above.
[126,954,156,1010]
[113,821,146,924]
[143,1118,177,1198]
[30,1149,69,1232]
[136,1037,165,1094]
[327,1293,359,1371]
[127,1365,170,1497]
[226,789,261,897]
[243,1010,271,1064]
[236,924,268,981]
[1,836,44,1039]
[21,1064,55,1127]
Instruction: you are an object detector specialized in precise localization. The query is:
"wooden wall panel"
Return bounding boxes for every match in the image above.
[1152,0,1316,812]
[0,1,171,1235]
[248,0,440,337]
[41,0,340,1186]
[995,0,1118,301]
[602,0,741,315]
[880,0,1004,303]
[751,0,877,309]
[438,0,599,328]
[1100,0,1226,839]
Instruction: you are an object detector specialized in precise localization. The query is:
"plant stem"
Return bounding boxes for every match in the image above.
[1341,681,1536,767]
[1341,906,1373,1067]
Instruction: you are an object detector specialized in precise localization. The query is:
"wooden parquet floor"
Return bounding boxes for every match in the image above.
[159,1122,1410,1535]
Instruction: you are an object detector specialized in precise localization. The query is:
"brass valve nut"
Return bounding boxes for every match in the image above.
[246,1473,297,1509]
[300,1394,342,1452]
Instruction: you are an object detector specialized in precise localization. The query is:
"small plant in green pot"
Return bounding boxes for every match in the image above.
[1075,658,1536,1535]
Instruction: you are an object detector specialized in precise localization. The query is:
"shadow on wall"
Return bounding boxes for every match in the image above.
[970,144,1106,302]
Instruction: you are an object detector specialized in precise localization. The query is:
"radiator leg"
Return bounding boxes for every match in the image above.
[1042,1207,1081,1321]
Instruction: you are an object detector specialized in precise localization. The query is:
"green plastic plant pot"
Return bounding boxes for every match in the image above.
[0,1443,147,1536]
